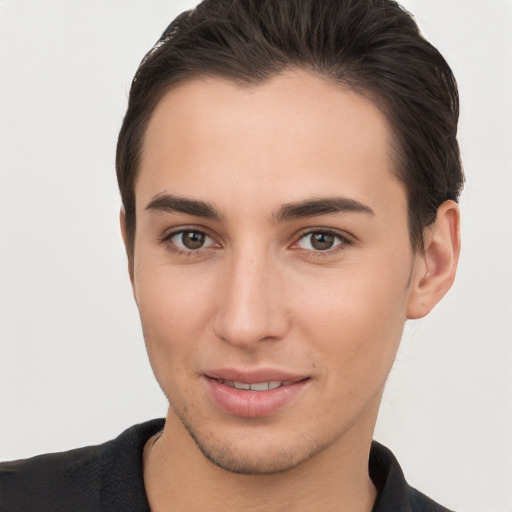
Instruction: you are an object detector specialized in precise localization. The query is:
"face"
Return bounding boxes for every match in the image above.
[129,70,423,474]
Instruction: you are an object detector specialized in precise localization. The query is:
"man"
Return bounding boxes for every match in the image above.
[0,0,464,510]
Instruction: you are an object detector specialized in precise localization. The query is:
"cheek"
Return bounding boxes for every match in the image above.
[294,260,410,382]
[133,261,217,377]
[295,284,406,428]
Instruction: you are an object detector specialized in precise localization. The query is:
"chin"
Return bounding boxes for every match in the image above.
[180,413,329,475]
[192,436,316,475]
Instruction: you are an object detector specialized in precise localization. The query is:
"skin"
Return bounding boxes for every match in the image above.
[121,69,460,512]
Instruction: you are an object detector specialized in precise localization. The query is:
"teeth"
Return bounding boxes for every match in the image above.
[222,380,284,391]
[250,382,269,391]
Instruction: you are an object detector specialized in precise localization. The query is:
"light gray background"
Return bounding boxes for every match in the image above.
[1,1,511,511]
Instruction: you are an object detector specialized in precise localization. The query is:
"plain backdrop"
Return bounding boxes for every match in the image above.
[1,1,511,511]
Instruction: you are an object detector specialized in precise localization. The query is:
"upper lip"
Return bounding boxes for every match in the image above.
[205,368,309,384]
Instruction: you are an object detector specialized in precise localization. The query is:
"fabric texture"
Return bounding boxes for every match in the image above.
[0,419,453,512]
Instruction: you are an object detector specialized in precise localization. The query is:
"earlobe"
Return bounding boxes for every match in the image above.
[406,200,461,319]
[119,208,135,287]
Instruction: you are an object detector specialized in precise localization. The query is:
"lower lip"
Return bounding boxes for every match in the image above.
[205,378,309,418]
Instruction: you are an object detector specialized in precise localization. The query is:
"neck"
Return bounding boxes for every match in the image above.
[143,408,378,512]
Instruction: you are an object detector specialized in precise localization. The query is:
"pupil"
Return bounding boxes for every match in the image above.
[183,231,205,249]
[311,232,334,250]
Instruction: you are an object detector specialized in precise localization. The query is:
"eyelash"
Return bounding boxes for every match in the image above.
[159,228,352,257]
[292,229,351,257]
[159,228,218,257]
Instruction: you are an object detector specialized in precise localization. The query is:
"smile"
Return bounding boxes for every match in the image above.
[205,373,310,417]
[217,380,293,391]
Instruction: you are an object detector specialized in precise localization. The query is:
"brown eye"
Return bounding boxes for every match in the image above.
[182,231,205,249]
[170,230,211,250]
[310,232,335,250]
[297,231,344,251]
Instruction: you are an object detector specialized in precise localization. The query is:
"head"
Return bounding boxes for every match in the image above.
[117,0,463,258]
[116,0,462,476]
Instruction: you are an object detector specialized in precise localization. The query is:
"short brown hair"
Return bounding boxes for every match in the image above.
[116,0,463,254]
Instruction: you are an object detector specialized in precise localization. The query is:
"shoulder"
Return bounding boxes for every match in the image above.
[370,441,456,512]
[0,418,164,512]
[1,443,105,511]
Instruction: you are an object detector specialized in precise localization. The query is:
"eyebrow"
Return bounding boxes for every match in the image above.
[273,197,374,222]
[145,194,221,220]
[144,194,374,223]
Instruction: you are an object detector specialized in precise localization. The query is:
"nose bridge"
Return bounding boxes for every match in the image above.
[213,242,288,347]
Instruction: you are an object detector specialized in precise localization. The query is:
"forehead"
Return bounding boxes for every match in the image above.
[137,69,404,216]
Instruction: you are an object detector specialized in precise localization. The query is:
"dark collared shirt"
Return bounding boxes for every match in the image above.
[0,419,453,511]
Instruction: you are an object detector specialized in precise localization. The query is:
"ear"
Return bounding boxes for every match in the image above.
[407,200,461,319]
[119,208,135,287]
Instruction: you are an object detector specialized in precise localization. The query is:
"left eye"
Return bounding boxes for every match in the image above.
[170,230,215,250]
[296,231,344,251]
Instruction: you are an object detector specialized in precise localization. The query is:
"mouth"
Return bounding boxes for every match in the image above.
[204,371,310,417]
[214,379,299,391]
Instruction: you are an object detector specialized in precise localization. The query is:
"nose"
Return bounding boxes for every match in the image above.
[212,248,291,349]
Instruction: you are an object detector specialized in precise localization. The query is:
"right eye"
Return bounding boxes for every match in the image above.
[167,230,217,252]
